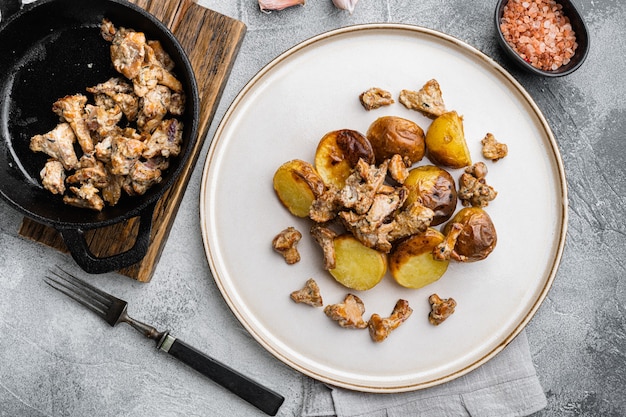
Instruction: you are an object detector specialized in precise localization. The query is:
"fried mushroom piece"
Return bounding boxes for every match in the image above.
[87,77,140,122]
[324,294,368,329]
[84,103,124,139]
[30,123,79,170]
[359,87,394,110]
[143,118,183,159]
[52,94,93,154]
[428,294,457,325]
[310,224,338,270]
[102,20,147,80]
[126,158,163,195]
[66,153,109,188]
[368,299,413,342]
[481,133,508,162]
[272,227,302,265]
[432,222,463,261]
[110,135,145,176]
[63,183,105,211]
[458,162,497,207]
[40,160,66,195]
[290,278,323,307]
[388,154,410,184]
[399,79,447,119]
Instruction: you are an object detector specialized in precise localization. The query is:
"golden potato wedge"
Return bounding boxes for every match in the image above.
[403,165,457,226]
[389,228,449,289]
[329,235,387,291]
[366,116,426,165]
[425,111,471,169]
[273,159,325,217]
[314,129,375,189]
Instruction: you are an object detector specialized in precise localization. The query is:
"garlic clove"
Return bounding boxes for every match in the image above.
[332,0,359,14]
[259,0,306,13]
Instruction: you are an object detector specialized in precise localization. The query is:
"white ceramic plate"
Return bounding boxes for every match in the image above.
[200,24,567,392]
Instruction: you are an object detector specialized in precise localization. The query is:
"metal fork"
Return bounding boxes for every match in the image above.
[44,266,284,416]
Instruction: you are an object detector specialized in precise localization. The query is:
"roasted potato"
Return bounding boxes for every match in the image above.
[329,235,387,291]
[366,116,426,165]
[389,228,449,289]
[403,165,457,226]
[273,159,325,217]
[425,111,471,169]
[314,129,375,188]
[442,207,497,262]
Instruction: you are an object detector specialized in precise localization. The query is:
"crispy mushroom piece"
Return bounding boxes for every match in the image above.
[481,133,508,162]
[290,278,323,307]
[52,94,94,154]
[272,227,302,265]
[432,222,463,261]
[458,162,497,207]
[40,160,66,195]
[388,154,410,184]
[368,299,413,342]
[359,87,395,110]
[399,79,447,119]
[428,294,457,325]
[310,224,338,270]
[324,294,368,329]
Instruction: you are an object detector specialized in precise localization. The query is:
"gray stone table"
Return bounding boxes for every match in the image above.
[1,0,624,415]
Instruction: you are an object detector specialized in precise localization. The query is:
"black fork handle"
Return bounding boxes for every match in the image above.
[159,335,284,416]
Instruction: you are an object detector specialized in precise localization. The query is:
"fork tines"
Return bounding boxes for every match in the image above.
[44,266,116,322]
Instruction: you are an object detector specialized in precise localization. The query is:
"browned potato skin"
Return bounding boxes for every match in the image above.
[389,228,449,289]
[273,159,325,218]
[366,116,426,165]
[425,111,472,169]
[404,165,457,226]
[443,207,497,262]
[314,129,375,188]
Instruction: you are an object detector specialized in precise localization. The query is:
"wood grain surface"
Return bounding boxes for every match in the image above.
[18,0,246,282]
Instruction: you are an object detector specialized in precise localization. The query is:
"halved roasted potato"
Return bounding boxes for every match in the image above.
[273,159,325,217]
[389,228,449,289]
[403,165,457,226]
[314,129,375,189]
[329,235,387,291]
[425,111,471,169]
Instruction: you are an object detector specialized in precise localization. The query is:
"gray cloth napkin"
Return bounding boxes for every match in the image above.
[301,330,546,417]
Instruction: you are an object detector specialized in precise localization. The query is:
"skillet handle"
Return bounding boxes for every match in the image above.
[0,0,21,23]
[58,202,156,274]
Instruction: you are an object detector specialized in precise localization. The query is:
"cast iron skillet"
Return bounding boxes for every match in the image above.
[0,0,199,273]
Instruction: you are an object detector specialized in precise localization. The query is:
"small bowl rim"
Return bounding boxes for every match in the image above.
[494,0,590,77]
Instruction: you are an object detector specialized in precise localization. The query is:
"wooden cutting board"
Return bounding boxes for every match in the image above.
[18,0,246,282]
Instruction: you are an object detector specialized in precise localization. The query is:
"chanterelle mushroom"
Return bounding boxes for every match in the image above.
[428,294,457,325]
[458,162,497,208]
[399,79,447,119]
[310,224,338,270]
[359,87,394,111]
[368,299,413,342]
[324,294,368,329]
[481,133,508,162]
[272,227,302,264]
[290,278,323,307]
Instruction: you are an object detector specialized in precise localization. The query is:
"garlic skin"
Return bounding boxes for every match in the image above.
[259,0,305,13]
[332,0,359,14]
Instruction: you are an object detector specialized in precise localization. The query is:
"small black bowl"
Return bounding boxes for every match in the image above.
[495,0,589,77]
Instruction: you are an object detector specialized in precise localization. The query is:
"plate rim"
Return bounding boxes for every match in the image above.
[199,23,568,392]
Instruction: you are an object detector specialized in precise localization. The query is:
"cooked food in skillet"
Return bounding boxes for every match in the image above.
[29,19,186,211]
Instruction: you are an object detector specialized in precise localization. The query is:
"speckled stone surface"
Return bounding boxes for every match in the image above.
[0,0,624,416]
